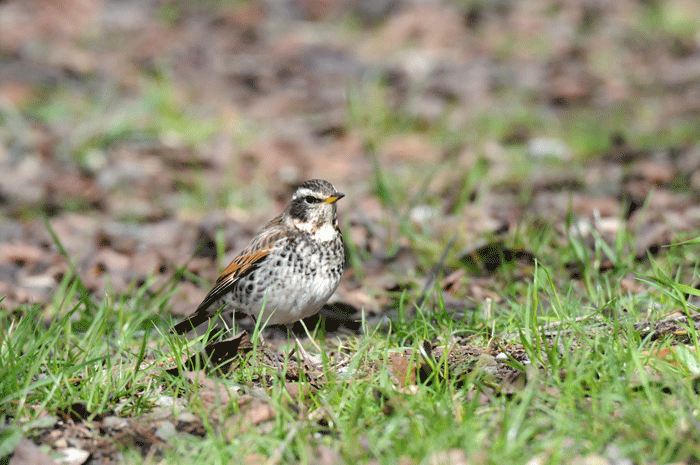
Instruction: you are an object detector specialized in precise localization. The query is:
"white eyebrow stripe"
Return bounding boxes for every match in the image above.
[293,188,317,199]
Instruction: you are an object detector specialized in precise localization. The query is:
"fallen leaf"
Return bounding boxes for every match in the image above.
[9,437,57,465]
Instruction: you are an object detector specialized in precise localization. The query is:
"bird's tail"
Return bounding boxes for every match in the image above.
[170,311,210,335]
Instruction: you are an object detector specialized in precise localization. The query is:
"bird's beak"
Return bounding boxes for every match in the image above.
[325,192,345,204]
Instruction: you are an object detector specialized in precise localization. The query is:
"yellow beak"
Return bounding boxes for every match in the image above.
[324,192,345,204]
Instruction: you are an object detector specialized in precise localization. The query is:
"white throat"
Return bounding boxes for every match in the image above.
[295,220,337,242]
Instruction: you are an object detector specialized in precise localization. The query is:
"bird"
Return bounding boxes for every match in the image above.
[171,179,345,360]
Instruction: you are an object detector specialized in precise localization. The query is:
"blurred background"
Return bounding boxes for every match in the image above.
[1,0,700,320]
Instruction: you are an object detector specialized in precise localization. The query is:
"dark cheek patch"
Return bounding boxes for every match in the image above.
[289,200,308,221]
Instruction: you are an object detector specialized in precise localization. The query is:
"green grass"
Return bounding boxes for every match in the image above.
[3,207,700,463]
[5,95,700,461]
[6,11,700,461]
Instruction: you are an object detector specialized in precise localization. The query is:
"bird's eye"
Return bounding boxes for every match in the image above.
[304,195,321,204]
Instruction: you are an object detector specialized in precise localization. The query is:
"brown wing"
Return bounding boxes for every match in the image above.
[170,216,288,334]
[196,215,286,314]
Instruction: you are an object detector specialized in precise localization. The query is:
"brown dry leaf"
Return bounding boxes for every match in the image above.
[242,453,269,465]
[244,402,275,425]
[387,351,416,387]
[0,0,97,52]
[380,135,440,165]
[465,278,502,303]
[386,345,438,388]
[312,135,370,182]
[92,248,131,273]
[333,281,385,315]
[442,269,465,294]
[82,248,133,294]
[0,243,51,265]
[645,346,676,364]
[183,371,242,410]
[542,51,599,105]
[46,214,101,258]
[46,171,102,207]
[284,382,316,402]
[314,445,343,465]
[241,137,310,185]
[202,332,252,373]
[632,160,676,185]
[634,222,671,259]
[571,195,621,218]
[224,400,276,438]
[643,345,698,371]
[9,438,58,465]
[361,3,465,57]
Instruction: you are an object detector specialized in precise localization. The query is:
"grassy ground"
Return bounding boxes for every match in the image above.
[3,0,700,464]
[3,201,700,464]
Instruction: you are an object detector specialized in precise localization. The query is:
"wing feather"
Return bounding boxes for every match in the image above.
[206,216,285,302]
[195,246,271,313]
[171,216,288,334]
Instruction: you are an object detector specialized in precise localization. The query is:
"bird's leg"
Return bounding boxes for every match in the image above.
[298,318,323,354]
[286,325,317,371]
[248,314,288,375]
[293,330,311,364]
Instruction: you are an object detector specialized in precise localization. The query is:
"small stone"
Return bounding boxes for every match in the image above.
[525,455,546,465]
[527,137,573,161]
[409,205,438,225]
[150,407,174,421]
[83,148,107,173]
[155,395,176,407]
[176,412,199,423]
[155,421,177,442]
[54,438,68,448]
[56,447,90,465]
[102,416,128,430]
[605,443,632,465]
[574,454,609,465]
[495,352,508,361]
[475,354,498,375]
[427,449,468,465]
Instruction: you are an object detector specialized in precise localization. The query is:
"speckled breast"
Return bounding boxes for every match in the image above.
[223,231,344,326]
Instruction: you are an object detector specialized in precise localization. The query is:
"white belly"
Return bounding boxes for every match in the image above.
[247,271,340,325]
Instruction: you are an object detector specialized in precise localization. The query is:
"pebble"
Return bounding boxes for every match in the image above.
[176,412,199,423]
[475,354,498,375]
[527,137,573,161]
[102,416,128,430]
[56,447,90,465]
[155,421,177,442]
[155,395,176,407]
[410,205,438,225]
